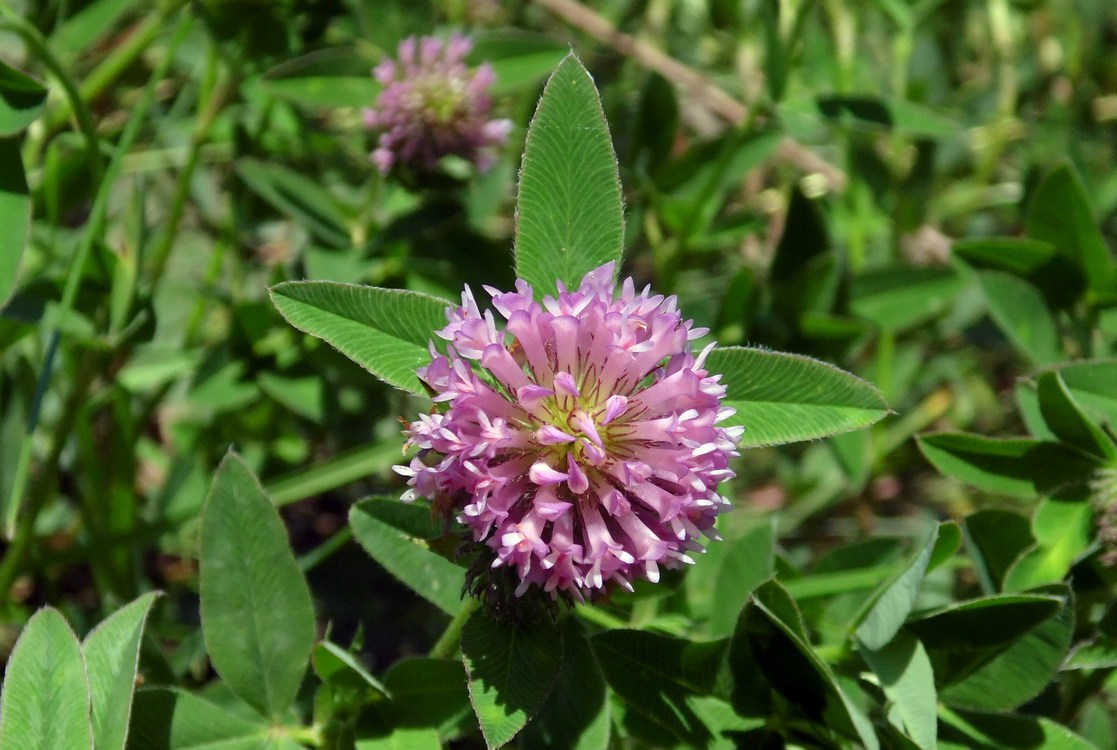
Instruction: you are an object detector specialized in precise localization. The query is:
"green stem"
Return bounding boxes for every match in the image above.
[2,15,190,550]
[41,9,166,133]
[284,724,325,748]
[574,603,627,630]
[0,355,97,605]
[0,12,104,183]
[146,41,228,291]
[428,598,480,659]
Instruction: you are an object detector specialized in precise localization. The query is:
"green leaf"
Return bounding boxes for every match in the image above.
[629,73,679,174]
[860,631,937,750]
[0,137,31,305]
[116,347,205,392]
[235,159,352,247]
[701,521,776,638]
[82,592,160,750]
[850,266,964,332]
[312,641,389,696]
[522,618,610,750]
[0,608,93,750]
[815,94,960,138]
[461,610,563,749]
[127,688,278,750]
[767,188,831,311]
[1053,360,1117,429]
[737,580,880,749]
[1036,371,1117,463]
[1064,638,1117,670]
[258,372,326,423]
[976,270,1061,364]
[200,452,316,719]
[470,31,570,95]
[356,729,442,750]
[382,658,473,740]
[260,49,381,108]
[0,61,48,136]
[513,53,624,295]
[270,282,450,395]
[929,521,963,572]
[963,509,1033,593]
[907,593,1062,649]
[707,347,889,447]
[349,498,466,616]
[1026,164,1112,294]
[941,585,1073,711]
[906,593,1064,685]
[917,433,1098,498]
[941,708,1101,750]
[760,1,788,101]
[657,131,781,243]
[262,75,381,108]
[1003,498,1094,591]
[49,0,133,55]
[592,629,728,746]
[952,237,1086,309]
[855,526,939,650]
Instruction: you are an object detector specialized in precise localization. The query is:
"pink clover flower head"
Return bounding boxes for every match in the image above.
[363,33,512,176]
[395,263,742,600]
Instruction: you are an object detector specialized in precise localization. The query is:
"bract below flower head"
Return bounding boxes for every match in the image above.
[363,33,512,176]
[396,263,742,600]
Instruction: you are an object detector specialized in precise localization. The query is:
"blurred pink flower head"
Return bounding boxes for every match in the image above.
[396,263,742,600]
[363,33,512,175]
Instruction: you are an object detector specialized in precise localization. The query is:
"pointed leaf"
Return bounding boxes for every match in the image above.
[357,728,442,750]
[850,266,964,332]
[855,526,939,651]
[907,594,1063,650]
[976,270,1061,365]
[83,592,160,750]
[941,585,1073,711]
[127,688,276,750]
[1003,498,1094,591]
[349,498,466,616]
[312,641,389,696]
[235,158,351,247]
[382,658,473,740]
[0,61,48,135]
[860,631,937,750]
[1026,164,1112,293]
[522,618,610,750]
[461,610,563,749]
[1052,360,1117,428]
[952,236,1085,309]
[200,452,315,718]
[704,521,775,638]
[738,580,879,749]
[592,629,727,746]
[1036,371,1117,463]
[707,346,889,447]
[907,593,1064,686]
[0,137,30,305]
[514,53,624,294]
[963,509,1033,593]
[941,708,1101,750]
[270,282,449,395]
[0,608,92,750]
[470,31,570,95]
[917,433,1098,498]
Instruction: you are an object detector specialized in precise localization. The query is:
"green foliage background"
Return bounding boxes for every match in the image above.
[1,0,1117,748]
